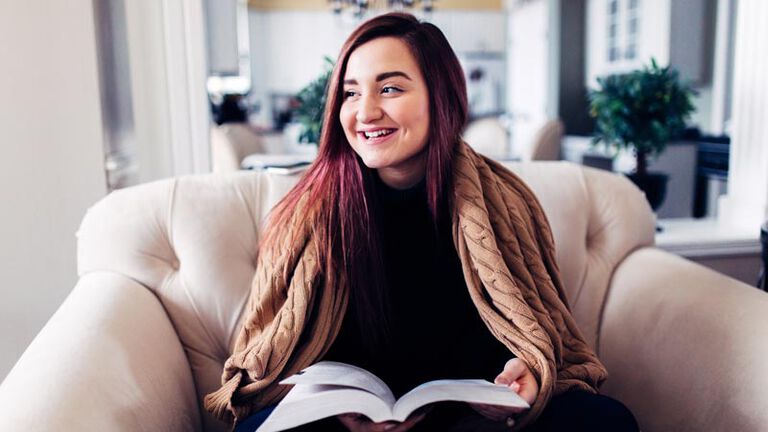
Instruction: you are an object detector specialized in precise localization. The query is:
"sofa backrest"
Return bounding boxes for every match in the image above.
[503,162,655,347]
[76,161,654,429]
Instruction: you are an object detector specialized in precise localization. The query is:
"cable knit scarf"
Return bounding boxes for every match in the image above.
[205,142,607,429]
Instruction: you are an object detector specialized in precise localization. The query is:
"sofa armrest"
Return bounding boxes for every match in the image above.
[0,272,201,431]
[599,247,768,432]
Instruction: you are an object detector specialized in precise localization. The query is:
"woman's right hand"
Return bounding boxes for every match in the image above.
[337,410,427,432]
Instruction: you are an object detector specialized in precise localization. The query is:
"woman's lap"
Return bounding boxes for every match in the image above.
[234,391,638,432]
[234,405,276,432]
[524,391,639,432]
[418,391,638,432]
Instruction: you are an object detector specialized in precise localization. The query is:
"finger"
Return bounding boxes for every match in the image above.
[338,413,392,432]
[389,412,426,432]
[336,414,359,431]
[495,358,527,385]
[515,370,540,405]
[369,421,401,432]
[517,382,538,405]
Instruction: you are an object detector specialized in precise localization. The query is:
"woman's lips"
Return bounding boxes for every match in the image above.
[358,128,398,144]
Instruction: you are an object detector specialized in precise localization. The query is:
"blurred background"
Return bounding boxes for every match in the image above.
[2,0,765,382]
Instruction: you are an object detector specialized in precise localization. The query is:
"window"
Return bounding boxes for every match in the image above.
[625,0,639,60]
[606,0,641,63]
[607,0,620,62]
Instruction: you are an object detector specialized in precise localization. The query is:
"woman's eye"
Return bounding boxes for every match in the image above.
[382,86,402,94]
[343,90,358,99]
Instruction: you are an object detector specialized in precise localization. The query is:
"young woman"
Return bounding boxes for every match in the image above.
[205,13,639,432]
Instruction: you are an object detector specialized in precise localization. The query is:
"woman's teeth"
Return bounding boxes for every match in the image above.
[364,129,394,139]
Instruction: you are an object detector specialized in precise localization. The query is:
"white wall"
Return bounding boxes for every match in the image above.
[247,9,506,127]
[205,0,240,75]
[0,1,108,380]
[505,0,554,156]
[249,9,506,94]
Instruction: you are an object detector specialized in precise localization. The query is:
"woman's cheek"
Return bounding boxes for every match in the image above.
[339,105,352,133]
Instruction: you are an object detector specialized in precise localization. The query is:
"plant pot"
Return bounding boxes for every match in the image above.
[626,172,669,211]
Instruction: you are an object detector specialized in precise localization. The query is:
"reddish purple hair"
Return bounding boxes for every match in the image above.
[260,13,468,350]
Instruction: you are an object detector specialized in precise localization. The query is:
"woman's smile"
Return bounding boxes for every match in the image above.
[358,128,398,143]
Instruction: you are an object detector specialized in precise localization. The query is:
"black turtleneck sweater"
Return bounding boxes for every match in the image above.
[322,176,512,398]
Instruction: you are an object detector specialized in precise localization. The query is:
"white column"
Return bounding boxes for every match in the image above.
[718,0,768,229]
[709,0,736,135]
[124,0,211,182]
[162,0,212,175]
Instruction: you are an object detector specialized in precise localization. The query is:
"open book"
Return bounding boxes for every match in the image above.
[256,361,529,432]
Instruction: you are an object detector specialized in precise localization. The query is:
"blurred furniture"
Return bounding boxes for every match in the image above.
[562,135,697,218]
[462,117,510,159]
[526,119,563,161]
[462,117,563,162]
[210,124,284,172]
[693,139,730,218]
[655,218,762,285]
[210,123,263,172]
[581,153,614,171]
[2,163,768,432]
[240,153,315,175]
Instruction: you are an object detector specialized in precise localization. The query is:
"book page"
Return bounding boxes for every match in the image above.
[257,384,394,432]
[391,379,530,422]
[280,361,396,406]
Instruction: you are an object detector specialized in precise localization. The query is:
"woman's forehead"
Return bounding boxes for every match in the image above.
[344,37,420,81]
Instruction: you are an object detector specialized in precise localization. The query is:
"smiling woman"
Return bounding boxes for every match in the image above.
[205,12,639,432]
[340,37,431,189]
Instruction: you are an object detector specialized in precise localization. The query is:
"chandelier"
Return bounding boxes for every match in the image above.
[329,0,435,17]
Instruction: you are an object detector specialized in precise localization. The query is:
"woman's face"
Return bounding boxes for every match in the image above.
[340,37,430,189]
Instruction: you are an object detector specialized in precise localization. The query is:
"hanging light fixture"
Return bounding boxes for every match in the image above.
[329,0,435,18]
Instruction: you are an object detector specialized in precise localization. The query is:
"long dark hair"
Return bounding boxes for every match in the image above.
[259,13,468,352]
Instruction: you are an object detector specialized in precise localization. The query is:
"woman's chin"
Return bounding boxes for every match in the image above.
[359,156,389,170]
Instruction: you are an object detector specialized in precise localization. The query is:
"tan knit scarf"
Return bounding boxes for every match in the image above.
[205,142,607,429]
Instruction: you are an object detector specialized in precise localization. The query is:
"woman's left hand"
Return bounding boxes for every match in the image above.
[469,358,539,426]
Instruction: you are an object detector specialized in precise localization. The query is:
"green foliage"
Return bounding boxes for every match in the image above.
[295,57,334,145]
[588,59,696,161]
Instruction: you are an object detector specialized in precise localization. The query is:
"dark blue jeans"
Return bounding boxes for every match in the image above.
[235,391,639,432]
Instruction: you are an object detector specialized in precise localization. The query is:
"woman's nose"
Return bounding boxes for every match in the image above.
[356,95,383,123]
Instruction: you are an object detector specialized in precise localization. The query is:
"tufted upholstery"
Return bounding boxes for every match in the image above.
[2,161,768,432]
[506,162,654,349]
[75,171,301,431]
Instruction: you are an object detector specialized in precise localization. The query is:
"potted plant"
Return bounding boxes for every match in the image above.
[295,57,335,146]
[588,59,696,210]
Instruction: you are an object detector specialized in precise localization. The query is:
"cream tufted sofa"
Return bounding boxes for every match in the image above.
[2,162,768,432]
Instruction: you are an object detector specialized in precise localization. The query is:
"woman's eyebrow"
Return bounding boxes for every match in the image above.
[343,71,412,85]
[376,71,411,81]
